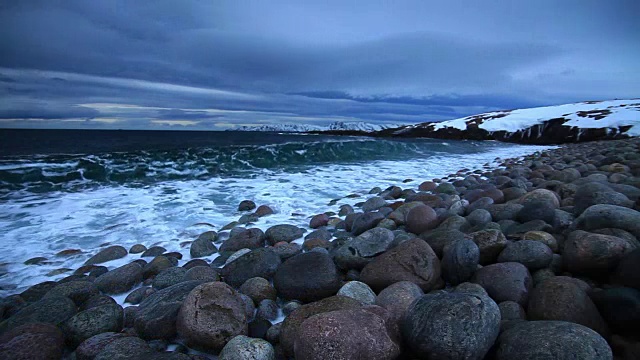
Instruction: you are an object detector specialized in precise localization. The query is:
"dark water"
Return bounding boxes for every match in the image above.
[0,129,488,196]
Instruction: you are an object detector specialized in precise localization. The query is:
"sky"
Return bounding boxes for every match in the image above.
[0,0,638,130]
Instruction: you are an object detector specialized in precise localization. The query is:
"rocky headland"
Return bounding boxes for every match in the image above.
[2,137,640,359]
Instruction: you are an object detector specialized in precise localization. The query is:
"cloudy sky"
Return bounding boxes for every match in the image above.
[1,0,638,130]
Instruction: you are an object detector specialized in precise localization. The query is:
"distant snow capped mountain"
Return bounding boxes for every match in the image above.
[233,124,323,132]
[232,121,403,132]
[389,99,640,144]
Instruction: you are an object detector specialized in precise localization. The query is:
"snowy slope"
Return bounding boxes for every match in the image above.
[425,99,640,135]
[233,121,402,132]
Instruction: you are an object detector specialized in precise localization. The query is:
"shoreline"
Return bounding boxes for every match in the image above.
[2,138,639,359]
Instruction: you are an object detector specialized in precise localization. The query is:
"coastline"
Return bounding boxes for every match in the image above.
[1,138,639,359]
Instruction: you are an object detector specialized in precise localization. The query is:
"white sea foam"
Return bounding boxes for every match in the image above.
[0,143,553,296]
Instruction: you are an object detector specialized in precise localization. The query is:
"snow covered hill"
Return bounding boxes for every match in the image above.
[388,99,640,144]
[232,121,402,133]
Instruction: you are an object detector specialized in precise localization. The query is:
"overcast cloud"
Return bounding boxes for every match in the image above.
[0,0,638,129]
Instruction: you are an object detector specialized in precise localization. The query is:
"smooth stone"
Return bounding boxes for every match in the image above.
[238,200,257,211]
[471,262,532,306]
[419,229,466,257]
[219,335,275,360]
[442,238,480,285]
[295,309,400,360]
[239,277,277,305]
[495,321,612,360]
[575,204,640,238]
[351,212,385,235]
[189,238,217,258]
[75,332,130,360]
[152,267,187,290]
[124,286,153,305]
[62,303,124,346]
[134,280,203,340]
[360,238,441,292]
[402,286,500,360]
[177,282,248,353]
[563,230,636,276]
[612,249,640,290]
[256,299,279,321]
[0,296,77,332]
[527,277,609,337]
[468,229,509,264]
[140,246,167,257]
[95,263,143,295]
[497,240,553,271]
[590,287,640,335]
[219,228,266,252]
[375,281,424,326]
[184,266,220,282]
[142,256,174,279]
[273,251,341,303]
[43,280,99,306]
[265,224,305,245]
[84,246,128,265]
[406,205,439,235]
[0,323,65,360]
[337,281,376,305]
[309,213,330,228]
[93,336,152,360]
[220,248,282,288]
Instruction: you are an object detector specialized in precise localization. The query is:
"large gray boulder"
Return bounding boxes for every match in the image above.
[134,280,203,340]
[495,321,612,360]
[177,282,248,353]
[219,335,274,360]
[84,246,128,265]
[575,204,640,238]
[274,251,341,303]
[442,239,480,285]
[94,262,143,294]
[0,296,77,333]
[294,309,400,360]
[220,248,281,287]
[62,304,123,346]
[402,285,500,360]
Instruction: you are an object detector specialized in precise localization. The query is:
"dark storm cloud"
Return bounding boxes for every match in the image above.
[0,0,638,129]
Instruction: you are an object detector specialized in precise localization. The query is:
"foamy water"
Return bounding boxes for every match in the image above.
[0,142,553,297]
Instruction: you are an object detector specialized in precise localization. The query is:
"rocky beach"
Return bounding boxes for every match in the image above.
[0,137,639,359]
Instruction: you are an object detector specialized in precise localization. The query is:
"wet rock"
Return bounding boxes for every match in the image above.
[239,277,277,305]
[129,244,147,254]
[0,323,65,360]
[95,262,143,294]
[220,248,282,287]
[20,282,57,303]
[337,281,376,305]
[362,196,387,212]
[309,213,330,228]
[124,286,153,305]
[80,294,117,311]
[44,280,99,306]
[497,240,553,271]
[467,208,492,227]
[406,204,439,235]
[472,262,532,306]
[516,200,557,224]
[254,205,274,217]
[62,303,123,346]
[333,227,395,270]
[84,246,128,265]
[527,277,609,337]
[177,282,248,353]
[238,200,257,211]
[573,182,634,215]
[519,189,560,208]
[351,212,385,235]
[93,336,151,360]
[0,296,77,332]
[279,296,362,357]
[295,309,400,360]
[487,203,524,222]
[75,332,130,360]
[141,246,167,257]
[272,242,302,260]
[360,238,441,292]
[274,251,341,303]
[152,267,187,290]
[442,238,480,285]
[564,230,636,276]
[134,280,203,340]
[265,224,305,245]
[184,265,220,282]
[142,256,174,279]
[338,204,354,216]
[495,321,612,360]
[189,238,217,258]
[220,228,266,252]
[219,335,275,360]
[256,299,279,321]
[402,285,500,360]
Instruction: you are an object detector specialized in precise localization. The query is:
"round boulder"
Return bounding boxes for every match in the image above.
[177,282,248,353]
[274,251,341,303]
[190,238,217,258]
[239,277,277,305]
[337,281,376,305]
[375,281,424,326]
[62,304,123,346]
[442,239,480,285]
[265,224,305,245]
[0,323,65,360]
[84,245,128,265]
[294,309,400,360]
[402,286,500,360]
[495,321,612,360]
[497,240,553,271]
[406,205,439,235]
[219,228,266,252]
[527,277,609,337]
[468,229,509,264]
[220,248,282,288]
[360,238,441,292]
[219,335,275,360]
[563,230,636,276]
[471,262,532,306]
[94,262,143,295]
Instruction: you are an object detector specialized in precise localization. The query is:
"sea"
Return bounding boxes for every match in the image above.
[0,129,553,297]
